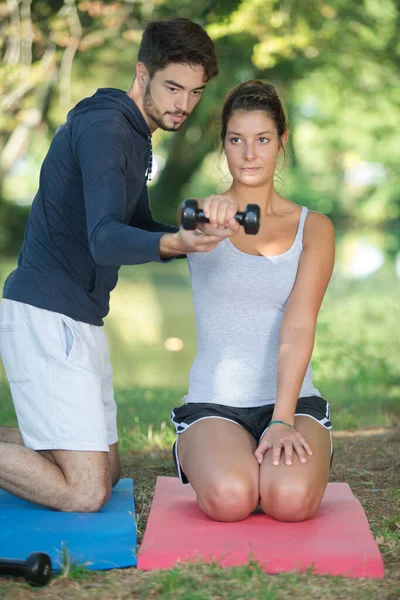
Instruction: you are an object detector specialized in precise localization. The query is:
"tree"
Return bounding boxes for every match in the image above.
[149,0,400,223]
[0,0,146,181]
[0,0,145,251]
[1,0,399,245]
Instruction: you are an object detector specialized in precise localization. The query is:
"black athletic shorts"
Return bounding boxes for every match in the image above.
[170,396,332,484]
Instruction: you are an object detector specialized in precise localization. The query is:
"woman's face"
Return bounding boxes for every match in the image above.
[224,110,286,187]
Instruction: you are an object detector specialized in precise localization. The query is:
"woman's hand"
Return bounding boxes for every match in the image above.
[254,423,313,466]
[199,194,240,235]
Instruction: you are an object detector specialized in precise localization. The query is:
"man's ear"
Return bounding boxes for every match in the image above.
[136,62,150,88]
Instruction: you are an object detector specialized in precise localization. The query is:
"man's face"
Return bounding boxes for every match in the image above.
[142,62,207,132]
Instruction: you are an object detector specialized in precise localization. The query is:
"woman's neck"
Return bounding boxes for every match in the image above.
[226,180,280,216]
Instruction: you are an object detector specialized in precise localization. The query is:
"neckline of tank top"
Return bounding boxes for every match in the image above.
[224,206,308,260]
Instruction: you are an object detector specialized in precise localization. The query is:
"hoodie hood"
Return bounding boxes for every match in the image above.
[67,88,151,141]
[67,88,153,182]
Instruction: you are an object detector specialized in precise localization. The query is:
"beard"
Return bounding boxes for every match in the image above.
[143,82,188,132]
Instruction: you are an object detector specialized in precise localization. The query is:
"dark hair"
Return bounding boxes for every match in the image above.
[220,80,288,145]
[138,18,218,81]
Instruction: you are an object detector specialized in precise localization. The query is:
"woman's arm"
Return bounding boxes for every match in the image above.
[272,211,335,423]
[254,211,335,465]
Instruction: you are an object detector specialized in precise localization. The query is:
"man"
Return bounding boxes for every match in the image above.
[0,18,239,512]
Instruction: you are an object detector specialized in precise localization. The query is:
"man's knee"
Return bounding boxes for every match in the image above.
[111,469,121,488]
[108,445,121,488]
[51,450,113,513]
[68,481,112,513]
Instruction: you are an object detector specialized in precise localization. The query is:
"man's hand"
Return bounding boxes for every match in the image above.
[161,194,240,258]
[159,226,234,258]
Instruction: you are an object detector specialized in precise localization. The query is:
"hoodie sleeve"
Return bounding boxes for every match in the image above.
[76,117,168,266]
[132,187,186,260]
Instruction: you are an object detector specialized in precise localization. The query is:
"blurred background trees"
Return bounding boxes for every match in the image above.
[1,0,399,241]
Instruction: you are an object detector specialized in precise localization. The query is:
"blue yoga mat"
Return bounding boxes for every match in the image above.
[0,478,136,571]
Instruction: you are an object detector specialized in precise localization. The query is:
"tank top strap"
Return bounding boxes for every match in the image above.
[294,206,309,246]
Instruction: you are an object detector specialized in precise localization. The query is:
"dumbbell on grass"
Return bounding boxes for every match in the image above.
[181,199,260,235]
[0,552,52,586]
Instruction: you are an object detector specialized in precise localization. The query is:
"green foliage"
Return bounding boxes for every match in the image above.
[1,0,400,229]
[0,0,143,189]
[0,200,29,256]
[147,0,400,224]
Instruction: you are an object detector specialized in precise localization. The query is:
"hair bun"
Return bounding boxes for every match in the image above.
[230,80,279,103]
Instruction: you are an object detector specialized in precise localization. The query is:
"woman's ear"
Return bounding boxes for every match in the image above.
[279,131,288,154]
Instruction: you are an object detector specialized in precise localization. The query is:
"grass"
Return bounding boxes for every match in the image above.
[56,544,93,581]
[0,252,399,598]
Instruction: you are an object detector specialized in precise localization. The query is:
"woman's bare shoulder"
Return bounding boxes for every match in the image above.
[304,210,335,247]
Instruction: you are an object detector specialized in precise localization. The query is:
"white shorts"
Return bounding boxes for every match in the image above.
[0,299,118,452]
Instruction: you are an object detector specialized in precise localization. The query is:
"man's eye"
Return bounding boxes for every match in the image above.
[167,87,178,92]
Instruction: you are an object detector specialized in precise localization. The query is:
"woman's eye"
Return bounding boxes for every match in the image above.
[259,137,269,144]
[230,137,241,144]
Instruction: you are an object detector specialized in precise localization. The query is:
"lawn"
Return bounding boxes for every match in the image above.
[0,256,399,599]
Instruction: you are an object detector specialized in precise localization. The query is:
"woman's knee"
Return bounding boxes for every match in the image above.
[198,476,258,522]
[260,480,323,522]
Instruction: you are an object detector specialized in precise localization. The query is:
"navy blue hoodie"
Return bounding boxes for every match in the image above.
[3,89,179,325]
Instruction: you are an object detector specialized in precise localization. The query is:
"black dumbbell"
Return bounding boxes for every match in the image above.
[0,552,52,586]
[181,199,260,235]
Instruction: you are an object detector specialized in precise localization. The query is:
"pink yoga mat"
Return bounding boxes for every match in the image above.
[138,477,384,578]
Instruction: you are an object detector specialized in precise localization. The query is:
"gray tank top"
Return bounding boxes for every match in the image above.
[184,206,321,407]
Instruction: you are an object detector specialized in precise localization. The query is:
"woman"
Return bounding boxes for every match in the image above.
[171,80,335,523]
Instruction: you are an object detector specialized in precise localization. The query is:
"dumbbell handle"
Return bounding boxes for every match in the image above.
[0,558,27,575]
[192,208,247,226]
[0,553,52,585]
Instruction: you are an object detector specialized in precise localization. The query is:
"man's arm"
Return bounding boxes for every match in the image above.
[76,117,169,266]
